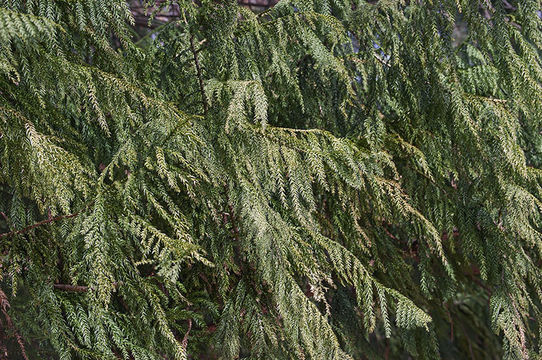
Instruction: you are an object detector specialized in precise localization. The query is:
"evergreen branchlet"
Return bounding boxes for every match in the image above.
[0,0,541,359]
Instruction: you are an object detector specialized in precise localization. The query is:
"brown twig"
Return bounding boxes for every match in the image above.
[445,303,454,342]
[53,284,90,293]
[0,290,28,360]
[181,318,192,349]
[0,212,9,223]
[222,186,244,275]
[0,207,87,239]
[189,34,209,116]
[53,282,120,293]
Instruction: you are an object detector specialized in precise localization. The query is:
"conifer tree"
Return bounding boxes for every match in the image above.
[0,0,541,359]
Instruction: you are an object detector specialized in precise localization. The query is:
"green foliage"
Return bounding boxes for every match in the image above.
[0,0,541,359]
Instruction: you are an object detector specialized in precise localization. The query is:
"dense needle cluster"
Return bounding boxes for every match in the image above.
[0,0,541,359]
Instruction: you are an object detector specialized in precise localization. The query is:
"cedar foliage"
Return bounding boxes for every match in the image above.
[0,0,541,359]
